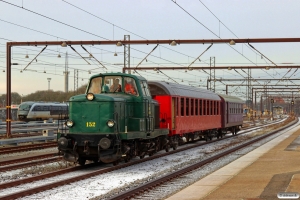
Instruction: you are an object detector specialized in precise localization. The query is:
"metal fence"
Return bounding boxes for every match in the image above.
[0,108,18,121]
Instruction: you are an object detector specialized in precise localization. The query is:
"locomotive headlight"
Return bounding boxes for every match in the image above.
[107,120,115,128]
[66,120,74,127]
[86,93,94,101]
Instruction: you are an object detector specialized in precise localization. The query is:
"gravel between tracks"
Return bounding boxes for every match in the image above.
[0,118,291,200]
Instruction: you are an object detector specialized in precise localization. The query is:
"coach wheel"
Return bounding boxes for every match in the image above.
[173,143,178,150]
[78,158,86,166]
[165,144,170,152]
[191,135,195,142]
[205,135,209,142]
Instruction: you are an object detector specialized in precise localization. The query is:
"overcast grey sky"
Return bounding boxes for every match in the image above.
[1,0,300,98]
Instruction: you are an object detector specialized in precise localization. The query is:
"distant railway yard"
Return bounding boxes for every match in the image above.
[0,116,296,200]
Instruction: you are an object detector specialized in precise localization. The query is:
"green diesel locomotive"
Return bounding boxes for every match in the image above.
[57,72,169,165]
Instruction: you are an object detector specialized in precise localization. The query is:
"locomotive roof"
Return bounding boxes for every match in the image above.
[91,72,147,81]
[148,81,220,100]
[217,93,244,104]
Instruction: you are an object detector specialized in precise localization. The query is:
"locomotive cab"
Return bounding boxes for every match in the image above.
[58,73,169,165]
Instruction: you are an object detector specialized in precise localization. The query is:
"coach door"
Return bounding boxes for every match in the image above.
[171,97,176,129]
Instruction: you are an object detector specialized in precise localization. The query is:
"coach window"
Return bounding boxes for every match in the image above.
[207,100,210,115]
[214,101,216,115]
[200,100,202,115]
[191,99,194,116]
[203,100,206,115]
[177,98,180,116]
[181,98,184,116]
[195,99,198,115]
[186,98,189,116]
[33,106,40,111]
[213,101,216,115]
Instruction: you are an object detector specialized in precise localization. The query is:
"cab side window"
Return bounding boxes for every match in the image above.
[140,81,150,96]
[124,77,139,96]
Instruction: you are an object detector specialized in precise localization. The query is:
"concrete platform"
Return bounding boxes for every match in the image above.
[166,123,300,200]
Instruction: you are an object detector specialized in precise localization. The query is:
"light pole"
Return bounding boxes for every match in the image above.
[291,100,294,115]
[271,98,274,120]
[2,100,5,108]
[47,78,51,90]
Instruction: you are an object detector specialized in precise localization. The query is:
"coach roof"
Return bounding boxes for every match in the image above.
[217,93,244,104]
[148,81,220,100]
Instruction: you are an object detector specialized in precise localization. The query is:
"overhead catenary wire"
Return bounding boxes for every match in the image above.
[1,0,298,97]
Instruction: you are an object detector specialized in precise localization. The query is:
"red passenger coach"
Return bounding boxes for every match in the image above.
[149,81,221,143]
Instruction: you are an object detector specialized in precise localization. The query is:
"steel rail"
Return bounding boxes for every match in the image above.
[0,157,60,172]
[0,118,287,200]
[0,142,57,155]
[109,118,298,200]
[0,153,57,166]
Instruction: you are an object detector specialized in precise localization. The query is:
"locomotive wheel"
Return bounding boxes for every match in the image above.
[124,156,131,163]
[113,161,119,166]
[149,152,154,156]
[78,158,86,166]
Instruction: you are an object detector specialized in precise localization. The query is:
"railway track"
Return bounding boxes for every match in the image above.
[109,118,298,200]
[0,142,57,155]
[0,153,60,172]
[0,117,293,200]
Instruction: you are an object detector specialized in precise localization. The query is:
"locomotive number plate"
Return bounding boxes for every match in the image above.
[86,122,96,127]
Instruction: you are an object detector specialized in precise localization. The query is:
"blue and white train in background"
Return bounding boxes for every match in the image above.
[17,101,68,121]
